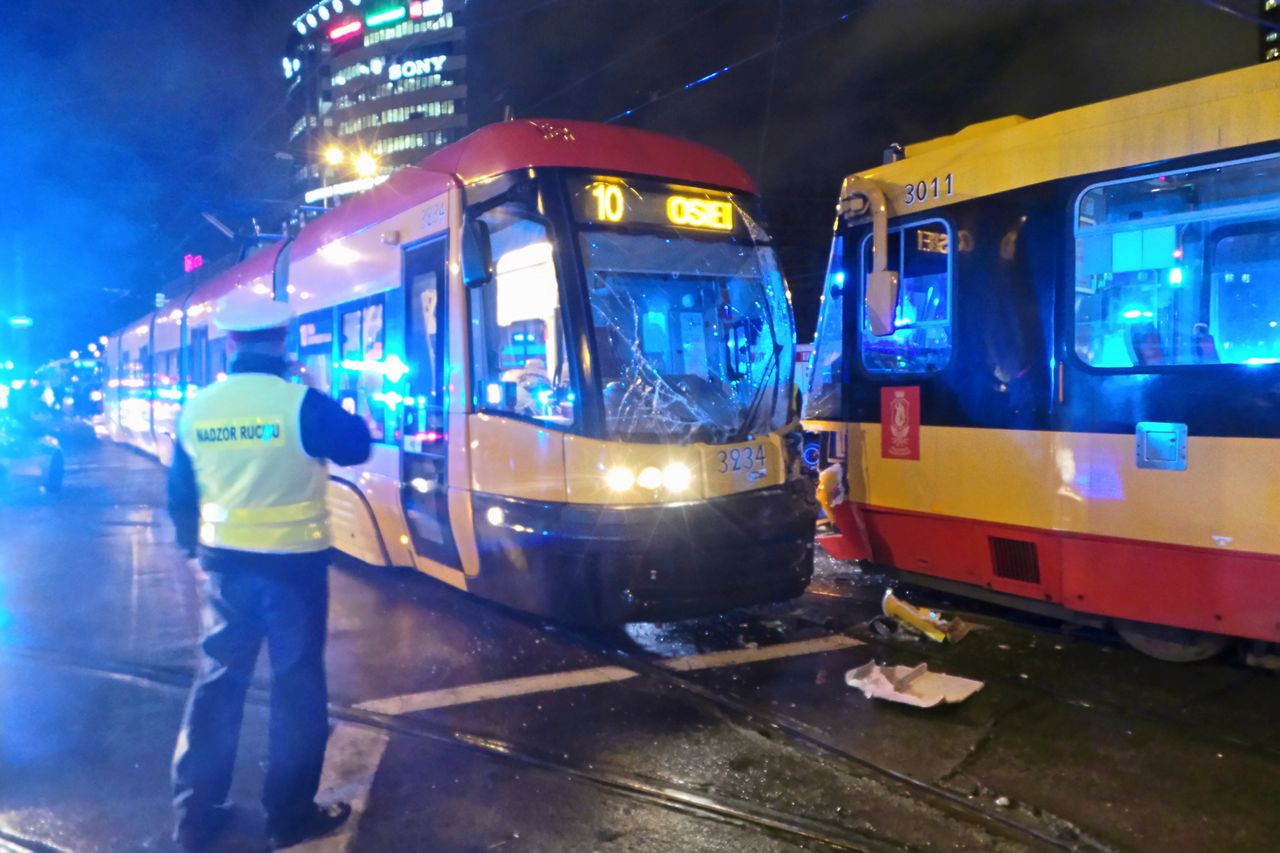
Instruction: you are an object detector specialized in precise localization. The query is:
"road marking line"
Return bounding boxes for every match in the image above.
[356,635,862,716]
[659,635,862,671]
[357,666,637,715]
[295,723,390,852]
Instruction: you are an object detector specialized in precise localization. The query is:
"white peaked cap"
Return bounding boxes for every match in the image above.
[213,289,294,332]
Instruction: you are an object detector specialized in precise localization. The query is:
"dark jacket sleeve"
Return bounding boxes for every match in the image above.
[299,388,374,466]
[167,439,200,556]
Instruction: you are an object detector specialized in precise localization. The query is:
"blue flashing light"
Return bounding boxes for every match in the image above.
[1121,308,1144,321]
[833,271,846,285]
[536,389,553,405]
[340,354,410,383]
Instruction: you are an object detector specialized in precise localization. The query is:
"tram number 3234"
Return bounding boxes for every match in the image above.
[903,174,954,206]
[718,445,767,475]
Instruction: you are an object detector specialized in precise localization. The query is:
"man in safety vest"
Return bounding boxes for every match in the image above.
[167,294,371,849]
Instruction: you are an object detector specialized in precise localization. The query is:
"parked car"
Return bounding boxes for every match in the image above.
[0,413,63,494]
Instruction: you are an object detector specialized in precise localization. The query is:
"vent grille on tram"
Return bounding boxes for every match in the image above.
[988,537,1041,584]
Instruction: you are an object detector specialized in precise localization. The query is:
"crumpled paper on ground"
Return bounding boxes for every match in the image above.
[845,661,984,708]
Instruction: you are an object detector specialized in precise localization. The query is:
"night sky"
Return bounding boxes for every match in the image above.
[0,0,1260,366]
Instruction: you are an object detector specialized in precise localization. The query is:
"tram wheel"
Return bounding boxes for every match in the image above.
[1115,619,1230,663]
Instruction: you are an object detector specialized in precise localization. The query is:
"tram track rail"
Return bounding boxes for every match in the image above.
[803,580,1280,763]
[0,643,910,852]
[8,578,1242,851]
[494,610,1100,853]
[15,566,1247,851]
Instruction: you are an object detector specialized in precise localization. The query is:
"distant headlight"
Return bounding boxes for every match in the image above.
[604,466,635,492]
[663,463,693,492]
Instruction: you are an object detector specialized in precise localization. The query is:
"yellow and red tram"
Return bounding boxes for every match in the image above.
[106,120,814,623]
[805,63,1280,660]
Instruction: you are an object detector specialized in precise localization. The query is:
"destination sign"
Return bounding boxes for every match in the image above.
[571,176,739,233]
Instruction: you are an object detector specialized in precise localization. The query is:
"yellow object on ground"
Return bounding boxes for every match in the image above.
[816,463,845,524]
[882,589,971,643]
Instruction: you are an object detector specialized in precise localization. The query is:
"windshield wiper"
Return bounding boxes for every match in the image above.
[732,343,783,443]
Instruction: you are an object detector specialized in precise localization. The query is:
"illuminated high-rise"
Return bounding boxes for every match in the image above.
[284,0,468,205]
[1264,0,1280,62]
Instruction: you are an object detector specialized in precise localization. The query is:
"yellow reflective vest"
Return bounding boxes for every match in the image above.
[178,373,330,554]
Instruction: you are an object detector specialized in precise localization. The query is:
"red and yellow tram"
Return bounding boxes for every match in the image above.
[806,63,1280,660]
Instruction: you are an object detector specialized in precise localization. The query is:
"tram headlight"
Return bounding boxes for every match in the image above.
[636,466,663,490]
[604,466,635,492]
[663,463,693,493]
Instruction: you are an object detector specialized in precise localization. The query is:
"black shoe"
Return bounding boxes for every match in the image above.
[175,804,234,850]
[269,802,352,849]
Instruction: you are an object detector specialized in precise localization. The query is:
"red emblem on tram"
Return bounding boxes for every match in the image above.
[881,386,920,460]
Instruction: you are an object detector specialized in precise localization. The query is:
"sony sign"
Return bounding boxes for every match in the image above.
[388,55,447,82]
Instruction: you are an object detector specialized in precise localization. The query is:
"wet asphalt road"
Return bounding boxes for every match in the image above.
[1,436,1278,852]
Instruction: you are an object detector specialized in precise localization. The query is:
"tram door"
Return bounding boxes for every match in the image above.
[401,236,461,568]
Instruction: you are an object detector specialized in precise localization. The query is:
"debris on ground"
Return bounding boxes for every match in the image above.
[869,616,923,642]
[1244,642,1280,671]
[816,463,847,518]
[845,661,985,708]
[881,589,972,643]
[995,795,1011,808]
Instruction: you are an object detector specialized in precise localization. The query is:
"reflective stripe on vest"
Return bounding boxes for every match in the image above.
[179,373,330,555]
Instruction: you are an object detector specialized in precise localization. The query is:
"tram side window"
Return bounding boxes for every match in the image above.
[804,235,846,419]
[161,350,179,387]
[859,220,953,374]
[208,337,228,381]
[190,326,209,388]
[1075,155,1280,368]
[295,311,334,395]
[468,207,575,426]
[337,299,387,442]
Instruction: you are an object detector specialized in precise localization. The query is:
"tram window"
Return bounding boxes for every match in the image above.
[405,245,447,429]
[208,337,228,380]
[157,350,177,387]
[190,326,209,388]
[341,310,362,359]
[805,236,847,419]
[337,298,388,441]
[1075,155,1280,368]
[469,208,575,426]
[295,311,334,395]
[859,220,953,374]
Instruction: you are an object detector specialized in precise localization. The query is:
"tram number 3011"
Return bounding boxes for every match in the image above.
[719,444,767,474]
[903,173,954,206]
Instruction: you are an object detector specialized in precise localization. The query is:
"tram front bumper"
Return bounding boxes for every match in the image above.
[469,480,816,624]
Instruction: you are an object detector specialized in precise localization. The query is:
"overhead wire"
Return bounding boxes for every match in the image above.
[604,4,857,124]
[520,0,737,114]
[1198,0,1280,31]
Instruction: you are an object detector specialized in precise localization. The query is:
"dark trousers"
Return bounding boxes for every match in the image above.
[172,551,331,836]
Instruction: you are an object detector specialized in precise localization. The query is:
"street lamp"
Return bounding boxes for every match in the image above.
[324,146,345,166]
[355,152,378,178]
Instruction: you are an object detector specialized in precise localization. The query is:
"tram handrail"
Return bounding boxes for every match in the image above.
[837,176,899,337]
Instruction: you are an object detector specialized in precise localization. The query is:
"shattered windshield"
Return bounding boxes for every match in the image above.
[571,179,794,443]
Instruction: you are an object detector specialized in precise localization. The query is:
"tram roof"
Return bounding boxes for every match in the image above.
[845,61,1280,214]
[291,119,756,260]
[418,119,758,192]
[111,121,755,339]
